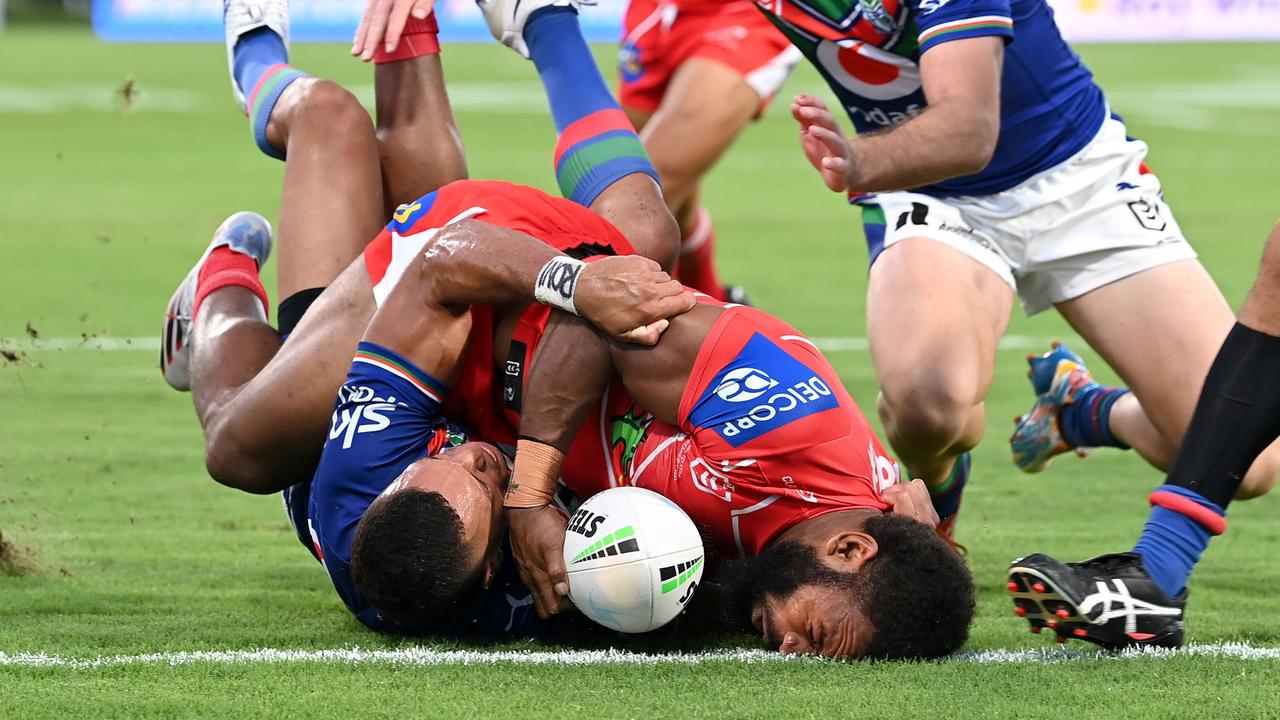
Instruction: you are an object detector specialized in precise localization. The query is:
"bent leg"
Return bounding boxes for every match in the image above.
[192,78,385,493]
[1058,258,1280,499]
[375,53,468,211]
[637,59,760,296]
[869,238,1013,486]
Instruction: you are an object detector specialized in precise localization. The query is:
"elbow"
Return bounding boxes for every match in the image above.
[954,118,1000,176]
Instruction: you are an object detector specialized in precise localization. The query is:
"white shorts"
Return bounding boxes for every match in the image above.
[856,117,1196,315]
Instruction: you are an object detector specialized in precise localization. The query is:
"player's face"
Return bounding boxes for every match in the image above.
[397,442,509,579]
[751,586,871,658]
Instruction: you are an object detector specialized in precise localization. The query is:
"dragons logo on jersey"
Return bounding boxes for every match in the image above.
[858,0,896,32]
[610,408,653,475]
[690,333,839,447]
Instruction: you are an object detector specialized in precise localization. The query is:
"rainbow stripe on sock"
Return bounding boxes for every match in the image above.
[553,109,657,207]
[247,64,308,161]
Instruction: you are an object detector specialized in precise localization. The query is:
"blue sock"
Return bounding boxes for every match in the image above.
[1060,385,1130,449]
[1132,485,1225,597]
[230,28,307,160]
[524,7,658,206]
[929,453,969,520]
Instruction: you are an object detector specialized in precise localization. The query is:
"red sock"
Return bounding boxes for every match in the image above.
[677,208,727,301]
[192,247,269,320]
[373,14,441,64]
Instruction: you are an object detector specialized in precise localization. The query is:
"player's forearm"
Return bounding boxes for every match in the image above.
[507,313,614,509]
[519,312,614,452]
[847,101,999,192]
[423,220,565,308]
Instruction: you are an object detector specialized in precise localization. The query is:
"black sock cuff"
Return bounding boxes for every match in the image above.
[277,287,325,338]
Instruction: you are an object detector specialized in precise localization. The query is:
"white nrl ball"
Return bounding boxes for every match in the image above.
[562,487,705,633]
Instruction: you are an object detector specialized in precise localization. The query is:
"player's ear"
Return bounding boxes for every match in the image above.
[822,532,878,572]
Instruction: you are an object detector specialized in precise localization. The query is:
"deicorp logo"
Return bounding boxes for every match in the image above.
[691,334,839,447]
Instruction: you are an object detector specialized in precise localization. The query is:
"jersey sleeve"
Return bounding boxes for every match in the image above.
[308,340,451,630]
[912,0,1014,55]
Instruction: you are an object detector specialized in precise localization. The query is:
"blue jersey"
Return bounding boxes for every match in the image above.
[299,341,553,637]
[756,0,1107,196]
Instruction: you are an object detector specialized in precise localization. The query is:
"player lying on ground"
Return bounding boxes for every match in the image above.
[767,0,1280,541]
[1006,219,1280,650]
[163,0,678,495]
[321,184,972,657]
[492,297,976,658]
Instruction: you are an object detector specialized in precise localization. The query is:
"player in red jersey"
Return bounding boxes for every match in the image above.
[495,295,974,658]
[618,0,800,300]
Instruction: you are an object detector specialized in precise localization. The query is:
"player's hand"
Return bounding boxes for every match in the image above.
[574,256,696,346]
[882,478,940,529]
[792,94,855,193]
[506,505,573,619]
[351,0,435,61]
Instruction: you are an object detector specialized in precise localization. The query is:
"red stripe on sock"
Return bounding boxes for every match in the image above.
[373,13,441,64]
[553,109,636,167]
[192,247,269,320]
[1149,490,1227,535]
[246,63,292,115]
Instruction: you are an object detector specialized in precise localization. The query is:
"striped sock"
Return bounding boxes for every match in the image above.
[232,29,307,160]
[929,452,969,521]
[1059,385,1130,449]
[524,7,657,207]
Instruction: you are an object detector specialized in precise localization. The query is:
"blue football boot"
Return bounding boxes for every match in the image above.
[1010,341,1096,473]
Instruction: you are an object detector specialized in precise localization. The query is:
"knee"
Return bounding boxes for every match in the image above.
[627,208,680,272]
[293,78,370,137]
[203,420,283,495]
[878,373,979,451]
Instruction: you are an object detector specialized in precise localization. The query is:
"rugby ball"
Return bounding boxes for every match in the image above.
[562,487,705,633]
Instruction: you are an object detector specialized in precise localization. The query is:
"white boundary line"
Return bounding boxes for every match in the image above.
[2,643,1278,669]
[0,335,1080,354]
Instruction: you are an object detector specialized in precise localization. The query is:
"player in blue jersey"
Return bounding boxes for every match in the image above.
[757,0,1280,541]
[161,0,693,636]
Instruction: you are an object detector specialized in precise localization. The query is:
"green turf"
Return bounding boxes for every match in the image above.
[2,25,1280,718]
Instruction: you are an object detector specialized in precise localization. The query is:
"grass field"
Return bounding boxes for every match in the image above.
[3,25,1280,719]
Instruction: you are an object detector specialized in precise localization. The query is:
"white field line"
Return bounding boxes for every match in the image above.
[0,335,1078,354]
[2,643,1278,669]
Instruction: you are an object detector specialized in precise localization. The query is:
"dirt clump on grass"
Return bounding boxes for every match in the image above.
[0,529,38,577]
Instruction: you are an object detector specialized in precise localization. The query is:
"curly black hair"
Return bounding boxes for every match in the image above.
[852,513,976,660]
[693,514,974,660]
[349,489,478,630]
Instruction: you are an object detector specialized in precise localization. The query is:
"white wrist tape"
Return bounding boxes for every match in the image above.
[533,256,586,315]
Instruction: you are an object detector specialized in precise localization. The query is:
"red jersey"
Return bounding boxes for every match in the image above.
[606,304,897,565]
[364,180,638,475]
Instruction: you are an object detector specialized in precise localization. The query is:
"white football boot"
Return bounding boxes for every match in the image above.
[161,212,273,391]
[474,0,595,58]
[224,0,291,112]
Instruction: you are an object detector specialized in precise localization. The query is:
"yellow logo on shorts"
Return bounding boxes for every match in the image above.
[392,201,421,225]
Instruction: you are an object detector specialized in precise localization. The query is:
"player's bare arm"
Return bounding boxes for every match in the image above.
[507,303,723,617]
[793,36,1003,193]
[419,219,694,344]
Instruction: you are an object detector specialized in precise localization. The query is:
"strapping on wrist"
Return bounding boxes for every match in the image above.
[504,439,566,509]
[533,256,586,315]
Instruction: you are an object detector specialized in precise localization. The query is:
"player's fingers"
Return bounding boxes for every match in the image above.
[618,319,668,346]
[809,125,848,156]
[385,0,416,53]
[412,0,434,19]
[353,0,381,55]
[360,5,392,61]
[653,290,697,318]
[548,558,570,599]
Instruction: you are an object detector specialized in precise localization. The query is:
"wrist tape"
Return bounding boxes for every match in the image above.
[534,256,586,315]
[504,439,565,509]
